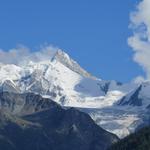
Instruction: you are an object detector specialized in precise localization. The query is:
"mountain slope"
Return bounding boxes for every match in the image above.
[0,92,118,150]
[118,81,150,108]
[0,49,149,139]
[108,126,150,150]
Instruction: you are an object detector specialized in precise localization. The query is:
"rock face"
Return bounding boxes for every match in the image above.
[0,92,59,115]
[118,82,150,108]
[0,92,118,150]
[118,85,143,106]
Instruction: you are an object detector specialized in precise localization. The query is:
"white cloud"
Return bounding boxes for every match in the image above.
[0,44,59,65]
[128,0,150,79]
[132,75,145,84]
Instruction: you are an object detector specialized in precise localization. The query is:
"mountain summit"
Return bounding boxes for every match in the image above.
[51,50,96,79]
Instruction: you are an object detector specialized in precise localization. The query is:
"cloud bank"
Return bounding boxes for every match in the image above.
[128,0,150,80]
[0,45,58,65]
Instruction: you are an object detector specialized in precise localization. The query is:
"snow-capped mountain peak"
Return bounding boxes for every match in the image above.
[1,49,150,139]
[118,81,150,108]
[0,50,105,106]
[0,49,136,108]
[51,49,96,79]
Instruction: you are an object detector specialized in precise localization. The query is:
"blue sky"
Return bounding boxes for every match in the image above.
[0,0,143,82]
